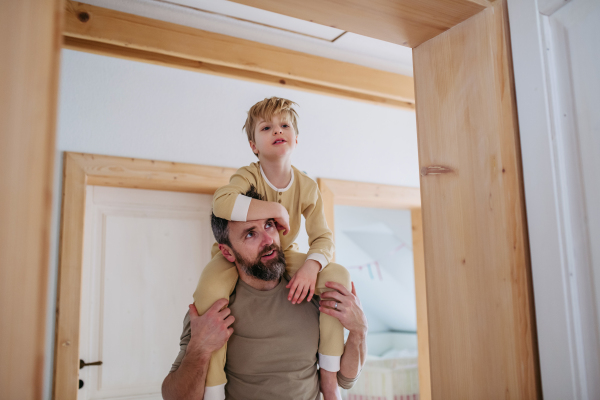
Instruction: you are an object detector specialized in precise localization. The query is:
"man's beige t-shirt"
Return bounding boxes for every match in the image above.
[170,276,357,399]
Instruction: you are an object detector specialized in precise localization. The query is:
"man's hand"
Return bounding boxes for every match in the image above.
[162,300,234,400]
[286,259,320,304]
[187,300,234,358]
[319,282,367,337]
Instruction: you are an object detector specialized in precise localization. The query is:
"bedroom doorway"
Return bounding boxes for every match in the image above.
[2,0,539,399]
[316,178,427,399]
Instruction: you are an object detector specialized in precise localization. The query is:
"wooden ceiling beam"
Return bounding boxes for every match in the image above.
[229,0,488,48]
[63,1,415,109]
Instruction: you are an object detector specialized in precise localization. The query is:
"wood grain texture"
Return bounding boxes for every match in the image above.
[0,0,64,398]
[413,1,540,398]
[318,178,421,210]
[53,153,236,399]
[63,1,415,106]
[411,209,431,400]
[53,154,87,400]
[63,37,413,110]
[68,153,236,194]
[230,0,487,48]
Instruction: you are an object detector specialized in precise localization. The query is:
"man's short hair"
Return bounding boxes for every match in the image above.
[211,186,263,246]
[243,97,299,147]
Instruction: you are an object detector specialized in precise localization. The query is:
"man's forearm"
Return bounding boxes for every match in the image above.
[162,350,210,400]
[339,330,367,379]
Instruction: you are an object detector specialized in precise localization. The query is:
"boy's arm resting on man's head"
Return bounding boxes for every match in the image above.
[302,183,334,269]
[212,166,290,232]
[212,167,257,221]
[246,199,290,235]
[162,301,234,400]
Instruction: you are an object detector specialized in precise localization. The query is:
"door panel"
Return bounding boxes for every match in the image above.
[78,186,213,400]
[412,1,539,398]
[508,0,600,397]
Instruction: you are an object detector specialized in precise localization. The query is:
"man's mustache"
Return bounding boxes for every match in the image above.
[259,243,278,258]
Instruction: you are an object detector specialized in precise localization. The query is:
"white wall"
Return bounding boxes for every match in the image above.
[45,49,419,397]
[56,50,419,184]
[334,206,416,335]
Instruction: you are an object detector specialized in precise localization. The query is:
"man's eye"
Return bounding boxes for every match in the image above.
[265,222,274,228]
[246,232,255,238]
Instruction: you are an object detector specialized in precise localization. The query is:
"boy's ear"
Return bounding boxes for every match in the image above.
[249,140,259,156]
[219,244,236,263]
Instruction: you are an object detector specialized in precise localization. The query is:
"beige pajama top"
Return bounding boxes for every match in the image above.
[212,162,334,269]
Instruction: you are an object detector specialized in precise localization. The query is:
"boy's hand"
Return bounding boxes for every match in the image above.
[274,204,290,235]
[286,259,321,304]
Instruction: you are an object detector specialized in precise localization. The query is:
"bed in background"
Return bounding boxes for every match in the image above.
[343,331,419,400]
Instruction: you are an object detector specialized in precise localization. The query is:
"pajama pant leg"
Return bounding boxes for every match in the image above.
[284,250,351,371]
[192,251,239,390]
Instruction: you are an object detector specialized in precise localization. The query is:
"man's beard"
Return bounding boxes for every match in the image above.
[232,243,286,282]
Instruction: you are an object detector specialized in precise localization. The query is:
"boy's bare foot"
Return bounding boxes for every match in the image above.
[319,368,342,400]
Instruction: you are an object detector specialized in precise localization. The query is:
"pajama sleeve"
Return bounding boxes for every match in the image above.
[303,181,334,269]
[212,167,258,221]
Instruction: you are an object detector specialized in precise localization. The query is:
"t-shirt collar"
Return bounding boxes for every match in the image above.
[260,164,294,192]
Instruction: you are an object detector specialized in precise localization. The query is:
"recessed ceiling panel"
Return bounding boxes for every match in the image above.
[75,0,413,76]
[159,0,345,41]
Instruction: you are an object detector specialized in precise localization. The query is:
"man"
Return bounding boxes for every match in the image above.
[162,189,368,400]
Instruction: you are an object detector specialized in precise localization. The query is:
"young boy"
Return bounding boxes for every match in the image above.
[193,97,350,400]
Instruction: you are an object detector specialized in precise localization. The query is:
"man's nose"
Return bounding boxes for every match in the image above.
[260,231,274,247]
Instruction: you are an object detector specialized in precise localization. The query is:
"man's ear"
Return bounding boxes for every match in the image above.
[219,243,236,263]
[249,141,259,156]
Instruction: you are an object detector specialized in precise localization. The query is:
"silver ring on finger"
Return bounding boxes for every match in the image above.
[334,302,338,309]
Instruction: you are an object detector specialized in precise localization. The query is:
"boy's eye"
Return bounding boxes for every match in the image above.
[262,126,270,131]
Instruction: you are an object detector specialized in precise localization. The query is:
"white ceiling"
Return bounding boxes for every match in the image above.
[78,0,414,76]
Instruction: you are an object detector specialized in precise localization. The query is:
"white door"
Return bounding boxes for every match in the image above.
[78,186,214,400]
[508,0,600,398]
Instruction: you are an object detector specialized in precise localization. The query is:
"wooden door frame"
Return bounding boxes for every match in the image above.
[62,1,415,110]
[318,178,430,399]
[2,0,540,398]
[52,152,236,399]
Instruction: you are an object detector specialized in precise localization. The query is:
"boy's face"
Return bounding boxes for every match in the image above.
[249,113,297,161]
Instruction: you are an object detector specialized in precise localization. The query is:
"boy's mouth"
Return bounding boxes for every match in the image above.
[272,139,286,145]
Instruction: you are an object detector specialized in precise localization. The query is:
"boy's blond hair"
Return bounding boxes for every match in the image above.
[243,97,299,145]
